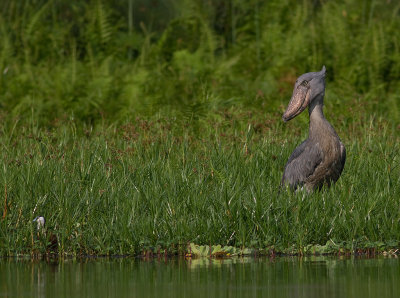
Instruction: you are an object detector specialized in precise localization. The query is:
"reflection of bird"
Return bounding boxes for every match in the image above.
[33,216,58,254]
[281,66,346,191]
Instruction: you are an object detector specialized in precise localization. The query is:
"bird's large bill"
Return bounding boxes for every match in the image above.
[282,85,311,122]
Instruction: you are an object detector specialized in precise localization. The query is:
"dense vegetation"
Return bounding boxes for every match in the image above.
[1,114,399,256]
[1,0,400,125]
[0,0,400,256]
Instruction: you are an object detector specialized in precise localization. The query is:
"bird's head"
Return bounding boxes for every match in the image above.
[282,66,326,122]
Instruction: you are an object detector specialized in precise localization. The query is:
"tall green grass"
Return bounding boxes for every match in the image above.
[1,0,400,256]
[0,112,399,256]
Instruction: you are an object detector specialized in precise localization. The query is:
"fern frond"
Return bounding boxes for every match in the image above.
[96,0,112,44]
[24,1,51,41]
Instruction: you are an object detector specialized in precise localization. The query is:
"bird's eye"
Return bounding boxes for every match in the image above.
[300,80,309,87]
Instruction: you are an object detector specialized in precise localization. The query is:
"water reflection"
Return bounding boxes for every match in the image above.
[1,256,399,298]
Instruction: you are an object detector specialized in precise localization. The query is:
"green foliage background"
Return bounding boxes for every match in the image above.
[0,0,399,126]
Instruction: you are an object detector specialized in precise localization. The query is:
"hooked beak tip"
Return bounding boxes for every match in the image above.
[282,114,293,123]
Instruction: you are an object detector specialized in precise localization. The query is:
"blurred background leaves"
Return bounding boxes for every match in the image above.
[0,0,399,127]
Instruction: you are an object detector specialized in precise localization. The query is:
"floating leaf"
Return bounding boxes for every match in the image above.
[190,243,209,257]
[240,248,255,255]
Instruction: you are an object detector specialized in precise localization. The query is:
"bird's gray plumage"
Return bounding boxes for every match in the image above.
[281,66,346,191]
[281,140,323,190]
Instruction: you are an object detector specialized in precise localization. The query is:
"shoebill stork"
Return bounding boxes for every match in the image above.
[281,66,346,191]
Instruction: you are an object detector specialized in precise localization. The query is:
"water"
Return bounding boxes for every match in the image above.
[1,256,399,298]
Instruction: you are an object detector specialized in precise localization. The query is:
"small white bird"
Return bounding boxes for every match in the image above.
[32,216,58,254]
[33,216,46,231]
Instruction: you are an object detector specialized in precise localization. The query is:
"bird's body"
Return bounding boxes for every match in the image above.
[281,66,346,191]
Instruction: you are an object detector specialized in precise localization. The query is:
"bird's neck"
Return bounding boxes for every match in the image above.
[308,96,331,138]
[309,96,324,120]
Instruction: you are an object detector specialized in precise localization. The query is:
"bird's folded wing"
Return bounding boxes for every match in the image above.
[281,140,323,189]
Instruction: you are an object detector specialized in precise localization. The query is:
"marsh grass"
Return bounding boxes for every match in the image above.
[1,111,399,256]
[1,0,400,257]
